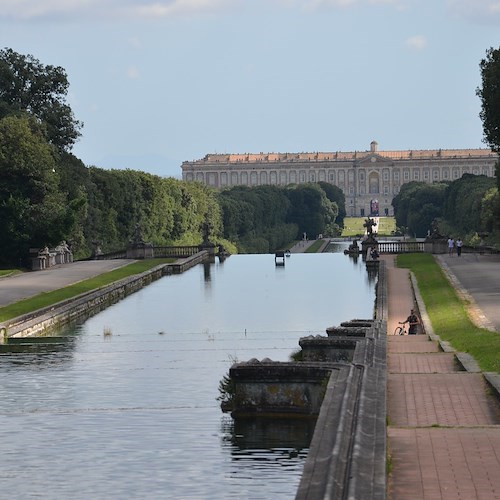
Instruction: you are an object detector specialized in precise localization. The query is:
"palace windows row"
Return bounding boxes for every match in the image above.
[189,162,493,189]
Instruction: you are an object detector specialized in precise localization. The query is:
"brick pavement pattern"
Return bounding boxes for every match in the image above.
[383,255,500,500]
[388,427,500,500]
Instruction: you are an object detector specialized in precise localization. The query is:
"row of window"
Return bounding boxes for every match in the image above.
[185,164,493,188]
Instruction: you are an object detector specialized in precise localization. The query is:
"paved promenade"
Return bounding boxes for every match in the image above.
[0,260,131,307]
[383,254,500,500]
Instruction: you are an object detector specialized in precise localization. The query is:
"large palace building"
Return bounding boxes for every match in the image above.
[181,141,498,217]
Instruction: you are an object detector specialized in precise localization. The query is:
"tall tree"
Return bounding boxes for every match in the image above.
[477,47,500,153]
[0,48,82,151]
[0,115,73,265]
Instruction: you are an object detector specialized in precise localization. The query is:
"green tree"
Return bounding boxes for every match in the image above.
[392,182,447,237]
[0,115,73,265]
[286,183,337,238]
[443,174,496,235]
[0,48,82,151]
[477,47,500,154]
[318,181,345,228]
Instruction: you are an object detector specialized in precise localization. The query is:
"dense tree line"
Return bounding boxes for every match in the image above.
[219,183,343,253]
[0,49,226,266]
[0,49,346,266]
[392,175,497,239]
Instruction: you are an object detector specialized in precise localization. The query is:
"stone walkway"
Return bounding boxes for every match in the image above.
[384,255,500,500]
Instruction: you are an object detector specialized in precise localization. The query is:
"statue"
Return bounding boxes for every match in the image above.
[201,216,214,246]
[363,217,376,236]
[426,218,445,240]
[131,223,145,245]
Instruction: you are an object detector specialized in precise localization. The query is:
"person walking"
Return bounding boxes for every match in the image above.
[400,309,420,335]
[447,236,455,256]
[456,238,463,257]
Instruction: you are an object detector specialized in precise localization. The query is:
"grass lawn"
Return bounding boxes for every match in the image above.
[0,269,22,278]
[397,253,500,373]
[0,258,175,323]
[342,217,396,237]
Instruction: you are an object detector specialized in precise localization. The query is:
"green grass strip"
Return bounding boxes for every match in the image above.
[305,240,326,253]
[397,253,500,373]
[0,259,175,323]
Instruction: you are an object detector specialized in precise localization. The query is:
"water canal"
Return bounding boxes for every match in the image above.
[0,249,376,499]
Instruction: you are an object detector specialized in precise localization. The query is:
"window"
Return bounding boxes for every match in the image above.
[369,172,379,194]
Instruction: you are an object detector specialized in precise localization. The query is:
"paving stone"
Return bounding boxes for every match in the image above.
[388,427,500,500]
[388,373,500,427]
[388,353,459,374]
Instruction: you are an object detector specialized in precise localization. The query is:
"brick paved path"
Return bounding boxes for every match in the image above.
[383,255,500,500]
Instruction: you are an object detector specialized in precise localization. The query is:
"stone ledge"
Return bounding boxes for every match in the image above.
[484,372,500,400]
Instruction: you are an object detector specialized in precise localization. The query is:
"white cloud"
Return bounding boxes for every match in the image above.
[302,0,358,9]
[0,0,234,21]
[127,65,140,79]
[447,0,500,24]
[128,36,143,50]
[0,0,96,19]
[0,0,409,21]
[405,35,427,51]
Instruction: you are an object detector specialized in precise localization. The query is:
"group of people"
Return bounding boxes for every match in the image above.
[447,236,463,256]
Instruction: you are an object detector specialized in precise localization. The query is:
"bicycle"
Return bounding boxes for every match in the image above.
[393,324,406,335]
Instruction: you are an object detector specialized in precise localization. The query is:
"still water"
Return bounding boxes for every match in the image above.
[0,250,375,499]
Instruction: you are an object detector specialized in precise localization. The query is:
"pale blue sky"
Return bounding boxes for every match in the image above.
[1,0,499,178]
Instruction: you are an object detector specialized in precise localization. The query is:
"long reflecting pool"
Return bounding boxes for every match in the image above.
[0,251,375,499]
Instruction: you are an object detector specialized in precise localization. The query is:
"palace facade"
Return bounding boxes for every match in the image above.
[181,141,498,217]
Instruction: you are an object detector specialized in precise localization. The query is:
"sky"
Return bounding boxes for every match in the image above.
[1,0,499,179]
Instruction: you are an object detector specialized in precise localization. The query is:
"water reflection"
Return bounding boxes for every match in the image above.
[0,252,376,499]
[0,336,77,367]
[222,416,316,453]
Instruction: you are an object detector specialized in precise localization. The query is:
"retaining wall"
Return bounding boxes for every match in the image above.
[3,252,209,338]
